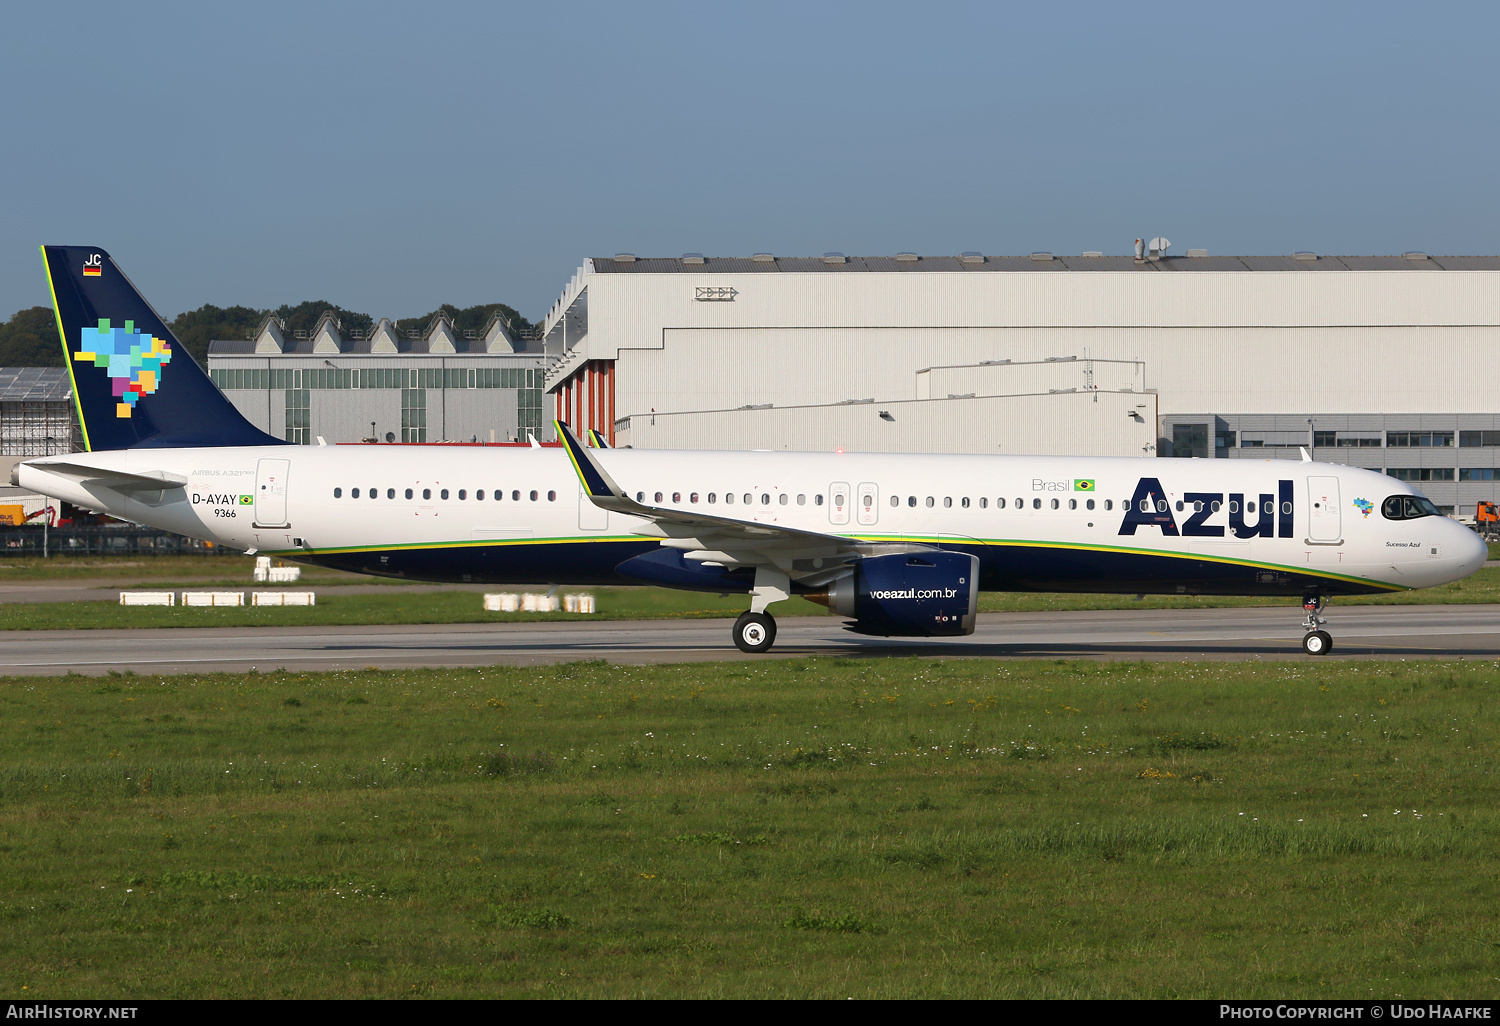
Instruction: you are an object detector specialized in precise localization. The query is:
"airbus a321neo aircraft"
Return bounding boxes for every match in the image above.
[16,246,1488,655]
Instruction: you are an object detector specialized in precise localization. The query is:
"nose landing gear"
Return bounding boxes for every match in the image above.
[1301,594,1332,655]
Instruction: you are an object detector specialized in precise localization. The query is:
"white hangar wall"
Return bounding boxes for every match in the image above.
[544,255,1500,512]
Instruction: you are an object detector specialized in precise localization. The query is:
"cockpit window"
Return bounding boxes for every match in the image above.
[1382,494,1443,520]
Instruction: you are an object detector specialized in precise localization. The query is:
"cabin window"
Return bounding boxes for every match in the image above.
[530,490,538,501]
[369,487,377,500]
[352,488,360,498]
[1281,501,1291,514]
[761,494,770,505]
[1103,499,1112,511]
[1086,499,1095,510]
[1068,499,1077,510]
[440,489,449,500]
[780,493,789,505]
[943,497,953,508]
[458,490,466,500]
[1157,500,1167,513]
[405,488,414,499]
[961,497,970,508]
[889,495,899,507]
[744,493,753,504]
[1193,501,1202,512]
[1032,498,1041,509]
[512,490,520,501]
[1265,500,1275,514]
[476,490,485,500]
[1228,500,1239,513]
[908,496,917,507]
[815,494,823,506]
[707,493,716,503]
[672,492,681,503]
[690,492,699,504]
[723,492,733,504]
[996,498,1005,509]
[548,491,556,501]
[1050,498,1060,510]
[1175,500,1184,511]
[387,488,395,499]
[1211,500,1220,512]
[925,497,934,508]
[333,487,342,498]
[654,492,663,503]
[980,497,988,509]
[797,494,806,505]
[636,491,644,502]
[421,488,430,500]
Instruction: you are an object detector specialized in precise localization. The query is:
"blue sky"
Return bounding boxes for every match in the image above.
[2,1,1495,322]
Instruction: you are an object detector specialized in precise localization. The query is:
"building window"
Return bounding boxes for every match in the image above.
[1172,423,1208,458]
[284,389,310,444]
[1388,431,1454,447]
[1460,431,1500,447]
[401,388,427,443]
[1216,430,1236,450]
[1338,436,1382,447]
[1313,431,1337,447]
[1460,468,1500,481]
[1387,468,1455,481]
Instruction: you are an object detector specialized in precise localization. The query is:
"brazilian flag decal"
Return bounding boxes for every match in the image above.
[1074,479,1095,491]
[239,495,253,505]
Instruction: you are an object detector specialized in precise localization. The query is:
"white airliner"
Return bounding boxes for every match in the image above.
[16,246,1488,656]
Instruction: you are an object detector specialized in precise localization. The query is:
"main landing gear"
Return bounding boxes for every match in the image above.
[1301,594,1332,656]
[733,567,790,654]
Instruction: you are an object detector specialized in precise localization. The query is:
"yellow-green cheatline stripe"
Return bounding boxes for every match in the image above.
[271,531,1407,592]
[271,534,644,556]
[40,246,92,453]
[858,534,1406,591]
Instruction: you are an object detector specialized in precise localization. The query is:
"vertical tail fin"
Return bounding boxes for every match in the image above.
[41,245,286,451]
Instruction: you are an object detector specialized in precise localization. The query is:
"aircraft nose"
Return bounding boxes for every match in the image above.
[1454,522,1489,577]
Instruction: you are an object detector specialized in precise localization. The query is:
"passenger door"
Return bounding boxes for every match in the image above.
[828,482,850,526]
[254,458,290,528]
[856,482,879,526]
[1307,476,1341,542]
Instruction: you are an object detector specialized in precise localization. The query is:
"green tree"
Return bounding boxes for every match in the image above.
[0,307,63,367]
[167,304,267,366]
[273,301,374,341]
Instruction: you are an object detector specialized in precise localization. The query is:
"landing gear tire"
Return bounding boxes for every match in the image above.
[733,611,777,654]
[1302,630,1333,656]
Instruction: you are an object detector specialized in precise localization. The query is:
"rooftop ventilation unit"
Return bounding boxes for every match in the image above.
[895,252,919,262]
[1081,251,1103,258]
[822,252,847,264]
[751,252,775,262]
[1029,251,1053,262]
[614,253,636,262]
[1403,251,1429,261]
[1293,251,1317,261]
[682,253,705,265]
[1187,248,1208,258]
[960,252,985,264]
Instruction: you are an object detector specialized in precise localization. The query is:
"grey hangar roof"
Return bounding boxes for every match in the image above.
[591,253,1500,273]
[0,368,71,402]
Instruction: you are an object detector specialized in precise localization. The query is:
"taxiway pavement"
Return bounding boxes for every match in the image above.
[2,604,1499,675]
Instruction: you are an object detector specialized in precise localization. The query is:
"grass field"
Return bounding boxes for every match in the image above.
[3,657,1498,998]
[4,568,1500,632]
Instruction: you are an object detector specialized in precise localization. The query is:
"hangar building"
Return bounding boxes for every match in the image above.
[208,311,552,444]
[542,250,1500,513]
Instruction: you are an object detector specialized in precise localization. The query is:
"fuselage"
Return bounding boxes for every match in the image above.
[19,444,1488,598]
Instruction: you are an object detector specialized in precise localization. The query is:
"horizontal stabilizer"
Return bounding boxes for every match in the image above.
[23,460,187,493]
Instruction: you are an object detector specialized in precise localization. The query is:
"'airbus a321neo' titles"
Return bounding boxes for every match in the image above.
[16,246,1488,655]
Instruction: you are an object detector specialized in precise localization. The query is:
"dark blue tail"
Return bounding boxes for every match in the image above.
[41,245,286,451]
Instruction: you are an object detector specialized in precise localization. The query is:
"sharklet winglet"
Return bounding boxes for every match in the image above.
[555,420,631,507]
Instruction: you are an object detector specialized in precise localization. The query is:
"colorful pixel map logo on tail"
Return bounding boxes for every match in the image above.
[73,318,172,418]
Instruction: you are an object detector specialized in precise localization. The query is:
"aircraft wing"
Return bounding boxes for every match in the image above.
[555,421,907,578]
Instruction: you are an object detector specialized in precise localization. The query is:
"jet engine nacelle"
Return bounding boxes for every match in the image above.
[819,551,979,637]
